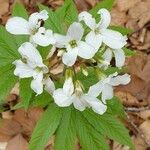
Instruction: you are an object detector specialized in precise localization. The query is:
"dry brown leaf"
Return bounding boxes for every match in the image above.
[6,134,28,150]
[112,141,129,150]
[0,0,9,17]
[139,110,150,120]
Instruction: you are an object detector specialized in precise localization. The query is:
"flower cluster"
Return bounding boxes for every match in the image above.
[6,8,130,115]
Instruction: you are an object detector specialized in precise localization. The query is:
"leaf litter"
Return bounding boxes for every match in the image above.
[0,0,150,150]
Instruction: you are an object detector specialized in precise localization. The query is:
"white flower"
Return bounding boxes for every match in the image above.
[99,48,125,69]
[13,42,55,95]
[6,10,56,47]
[53,78,107,115]
[54,22,97,66]
[88,72,131,103]
[79,8,127,50]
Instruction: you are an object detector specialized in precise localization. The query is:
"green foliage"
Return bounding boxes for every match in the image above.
[0,65,17,101]
[109,26,133,35]
[54,107,76,150]
[12,3,28,19]
[38,4,64,33]
[123,47,136,56]
[29,103,62,150]
[20,78,33,109]
[76,111,109,150]
[56,0,78,26]
[83,110,134,149]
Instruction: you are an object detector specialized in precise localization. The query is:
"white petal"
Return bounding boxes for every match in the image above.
[32,27,56,47]
[97,8,111,29]
[73,95,86,111]
[113,49,125,68]
[18,42,43,67]
[62,49,78,66]
[44,77,55,94]
[78,11,96,30]
[102,84,113,103]
[85,31,102,51]
[53,89,73,107]
[109,74,131,86]
[88,81,104,97]
[13,60,34,78]
[78,41,96,59]
[84,95,107,115]
[63,78,74,96]
[67,22,84,41]
[101,29,127,49]
[103,48,113,64]
[6,17,30,35]
[54,33,69,48]
[29,10,49,29]
[31,71,44,95]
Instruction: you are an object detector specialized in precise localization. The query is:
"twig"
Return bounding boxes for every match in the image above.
[124,106,150,112]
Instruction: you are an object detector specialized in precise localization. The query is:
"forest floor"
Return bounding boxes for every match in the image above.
[0,0,149,150]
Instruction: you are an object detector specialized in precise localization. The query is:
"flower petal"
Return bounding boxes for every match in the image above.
[44,77,55,94]
[84,95,107,115]
[6,17,30,35]
[53,89,73,107]
[101,84,113,103]
[62,48,78,66]
[18,42,44,67]
[29,10,49,29]
[31,71,44,95]
[97,8,111,29]
[54,33,69,48]
[13,60,34,78]
[32,27,56,47]
[88,81,104,97]
[78,11,96,30]
[113,49,125,68]
[85,31,102,51]
[103,48,113,64]
[78,41,96,59]
[101,29,127,49]
[73,95,86,111]
[63,78,74,96]
[109,74,131,86]
[67,22,84,41]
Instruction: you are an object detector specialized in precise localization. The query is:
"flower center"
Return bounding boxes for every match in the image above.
[95,28,100,35]
[69,40,77,48]
[21,58,27,64]
[35,66,43,73]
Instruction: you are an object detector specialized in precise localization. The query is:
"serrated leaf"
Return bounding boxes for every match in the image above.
[38,4,64,33]
[20,78,33,109]
[29,103,62,150]
[56,0,78,26]
[54,107,76,150]
[109,26,133,35]
[107,96,125,118]
[123,48,136,56]
[12,3,28,19]
[75,111,109,150]
[31,92,53,107]
[90,0,115,18]
[0,64,17,101]
[83,110,134,148]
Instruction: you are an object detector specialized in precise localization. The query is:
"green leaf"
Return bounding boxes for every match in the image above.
[56,0,78,26]
[107,96,125,118]
[104,67,124,75]
[83,110,134,148]
[90,0,115,17]
[109,26,133,35]
[76,111,109,150]
[20,78,33,109]
[31,92,53,107]
[123,48,136,56]
[0,65,17,101]
[29,103,62,150]
[12,3,28,19]
[54,107,76,150]
[38,4,64,33]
